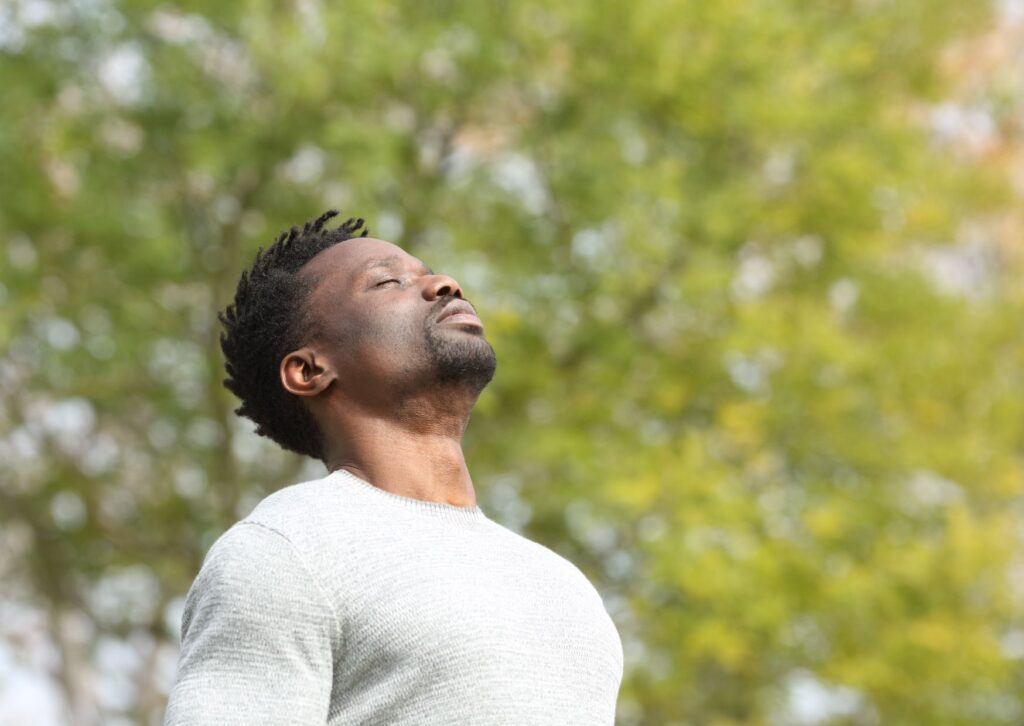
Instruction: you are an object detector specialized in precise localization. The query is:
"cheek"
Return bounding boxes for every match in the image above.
[346,303,425,353]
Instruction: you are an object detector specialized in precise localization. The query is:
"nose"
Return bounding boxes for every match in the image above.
[422,274,464,300]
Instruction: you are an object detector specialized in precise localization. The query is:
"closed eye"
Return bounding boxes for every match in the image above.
[375,278,400,288]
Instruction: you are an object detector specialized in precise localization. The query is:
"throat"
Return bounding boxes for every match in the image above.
[324,423,477,508]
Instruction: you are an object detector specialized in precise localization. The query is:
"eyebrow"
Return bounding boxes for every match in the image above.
[359,255,434,277]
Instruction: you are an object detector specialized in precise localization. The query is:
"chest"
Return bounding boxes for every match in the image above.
[330,526,623,687]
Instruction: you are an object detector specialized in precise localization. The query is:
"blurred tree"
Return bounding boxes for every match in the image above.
[0,0,1021,724]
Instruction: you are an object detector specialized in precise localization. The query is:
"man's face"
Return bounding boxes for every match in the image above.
[298,237,496,400]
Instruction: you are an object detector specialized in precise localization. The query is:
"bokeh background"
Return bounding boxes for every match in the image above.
[2,0,1024,723]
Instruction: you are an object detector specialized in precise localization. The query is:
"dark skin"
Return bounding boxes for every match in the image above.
[279,238,496,508]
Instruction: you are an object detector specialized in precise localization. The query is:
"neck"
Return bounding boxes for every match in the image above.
[318,389,479,508]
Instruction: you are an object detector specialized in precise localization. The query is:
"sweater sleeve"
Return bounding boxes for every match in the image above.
[164,522,338,725]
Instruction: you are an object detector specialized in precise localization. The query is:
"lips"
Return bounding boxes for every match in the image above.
[436,300,483,328]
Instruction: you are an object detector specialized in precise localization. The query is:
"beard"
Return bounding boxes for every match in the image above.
[424,319,497,393]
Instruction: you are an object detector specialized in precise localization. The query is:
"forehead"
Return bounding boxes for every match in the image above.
[302,237,426,281]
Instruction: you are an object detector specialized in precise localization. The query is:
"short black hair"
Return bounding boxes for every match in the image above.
[218,209,369,461]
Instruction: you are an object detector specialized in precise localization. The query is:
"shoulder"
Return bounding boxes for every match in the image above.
[202,519,295,566]
[238,474,349,541]
[193,475,345,604]
[209,472,372,583]
[170,523,339,721]
[487,520,598,589]
[183,520,339,640]
[190,521,310,606]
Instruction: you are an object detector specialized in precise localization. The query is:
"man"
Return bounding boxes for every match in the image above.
[164,211,624,725]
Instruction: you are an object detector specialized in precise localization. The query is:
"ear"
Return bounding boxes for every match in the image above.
[280,347,337,397]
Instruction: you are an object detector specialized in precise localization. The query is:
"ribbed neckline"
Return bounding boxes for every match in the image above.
[328,468,488,524]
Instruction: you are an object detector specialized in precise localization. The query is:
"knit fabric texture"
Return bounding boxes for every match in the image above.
[164,469,624,725]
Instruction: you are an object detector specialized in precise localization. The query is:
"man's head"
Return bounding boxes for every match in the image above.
[218,210,496,461]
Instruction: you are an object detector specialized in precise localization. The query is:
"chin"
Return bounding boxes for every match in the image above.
[427,327,497,390]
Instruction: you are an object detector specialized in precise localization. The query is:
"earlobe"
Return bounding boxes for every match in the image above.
[280,348,336,397]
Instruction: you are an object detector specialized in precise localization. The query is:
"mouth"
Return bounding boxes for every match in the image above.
[435,300,484,330]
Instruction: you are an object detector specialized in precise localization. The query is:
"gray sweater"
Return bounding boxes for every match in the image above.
[164,469,624,725]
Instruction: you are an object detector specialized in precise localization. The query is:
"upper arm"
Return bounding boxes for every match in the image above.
[164,522,338,725]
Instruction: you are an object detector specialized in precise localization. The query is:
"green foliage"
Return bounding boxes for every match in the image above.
[1,0,1021,723]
